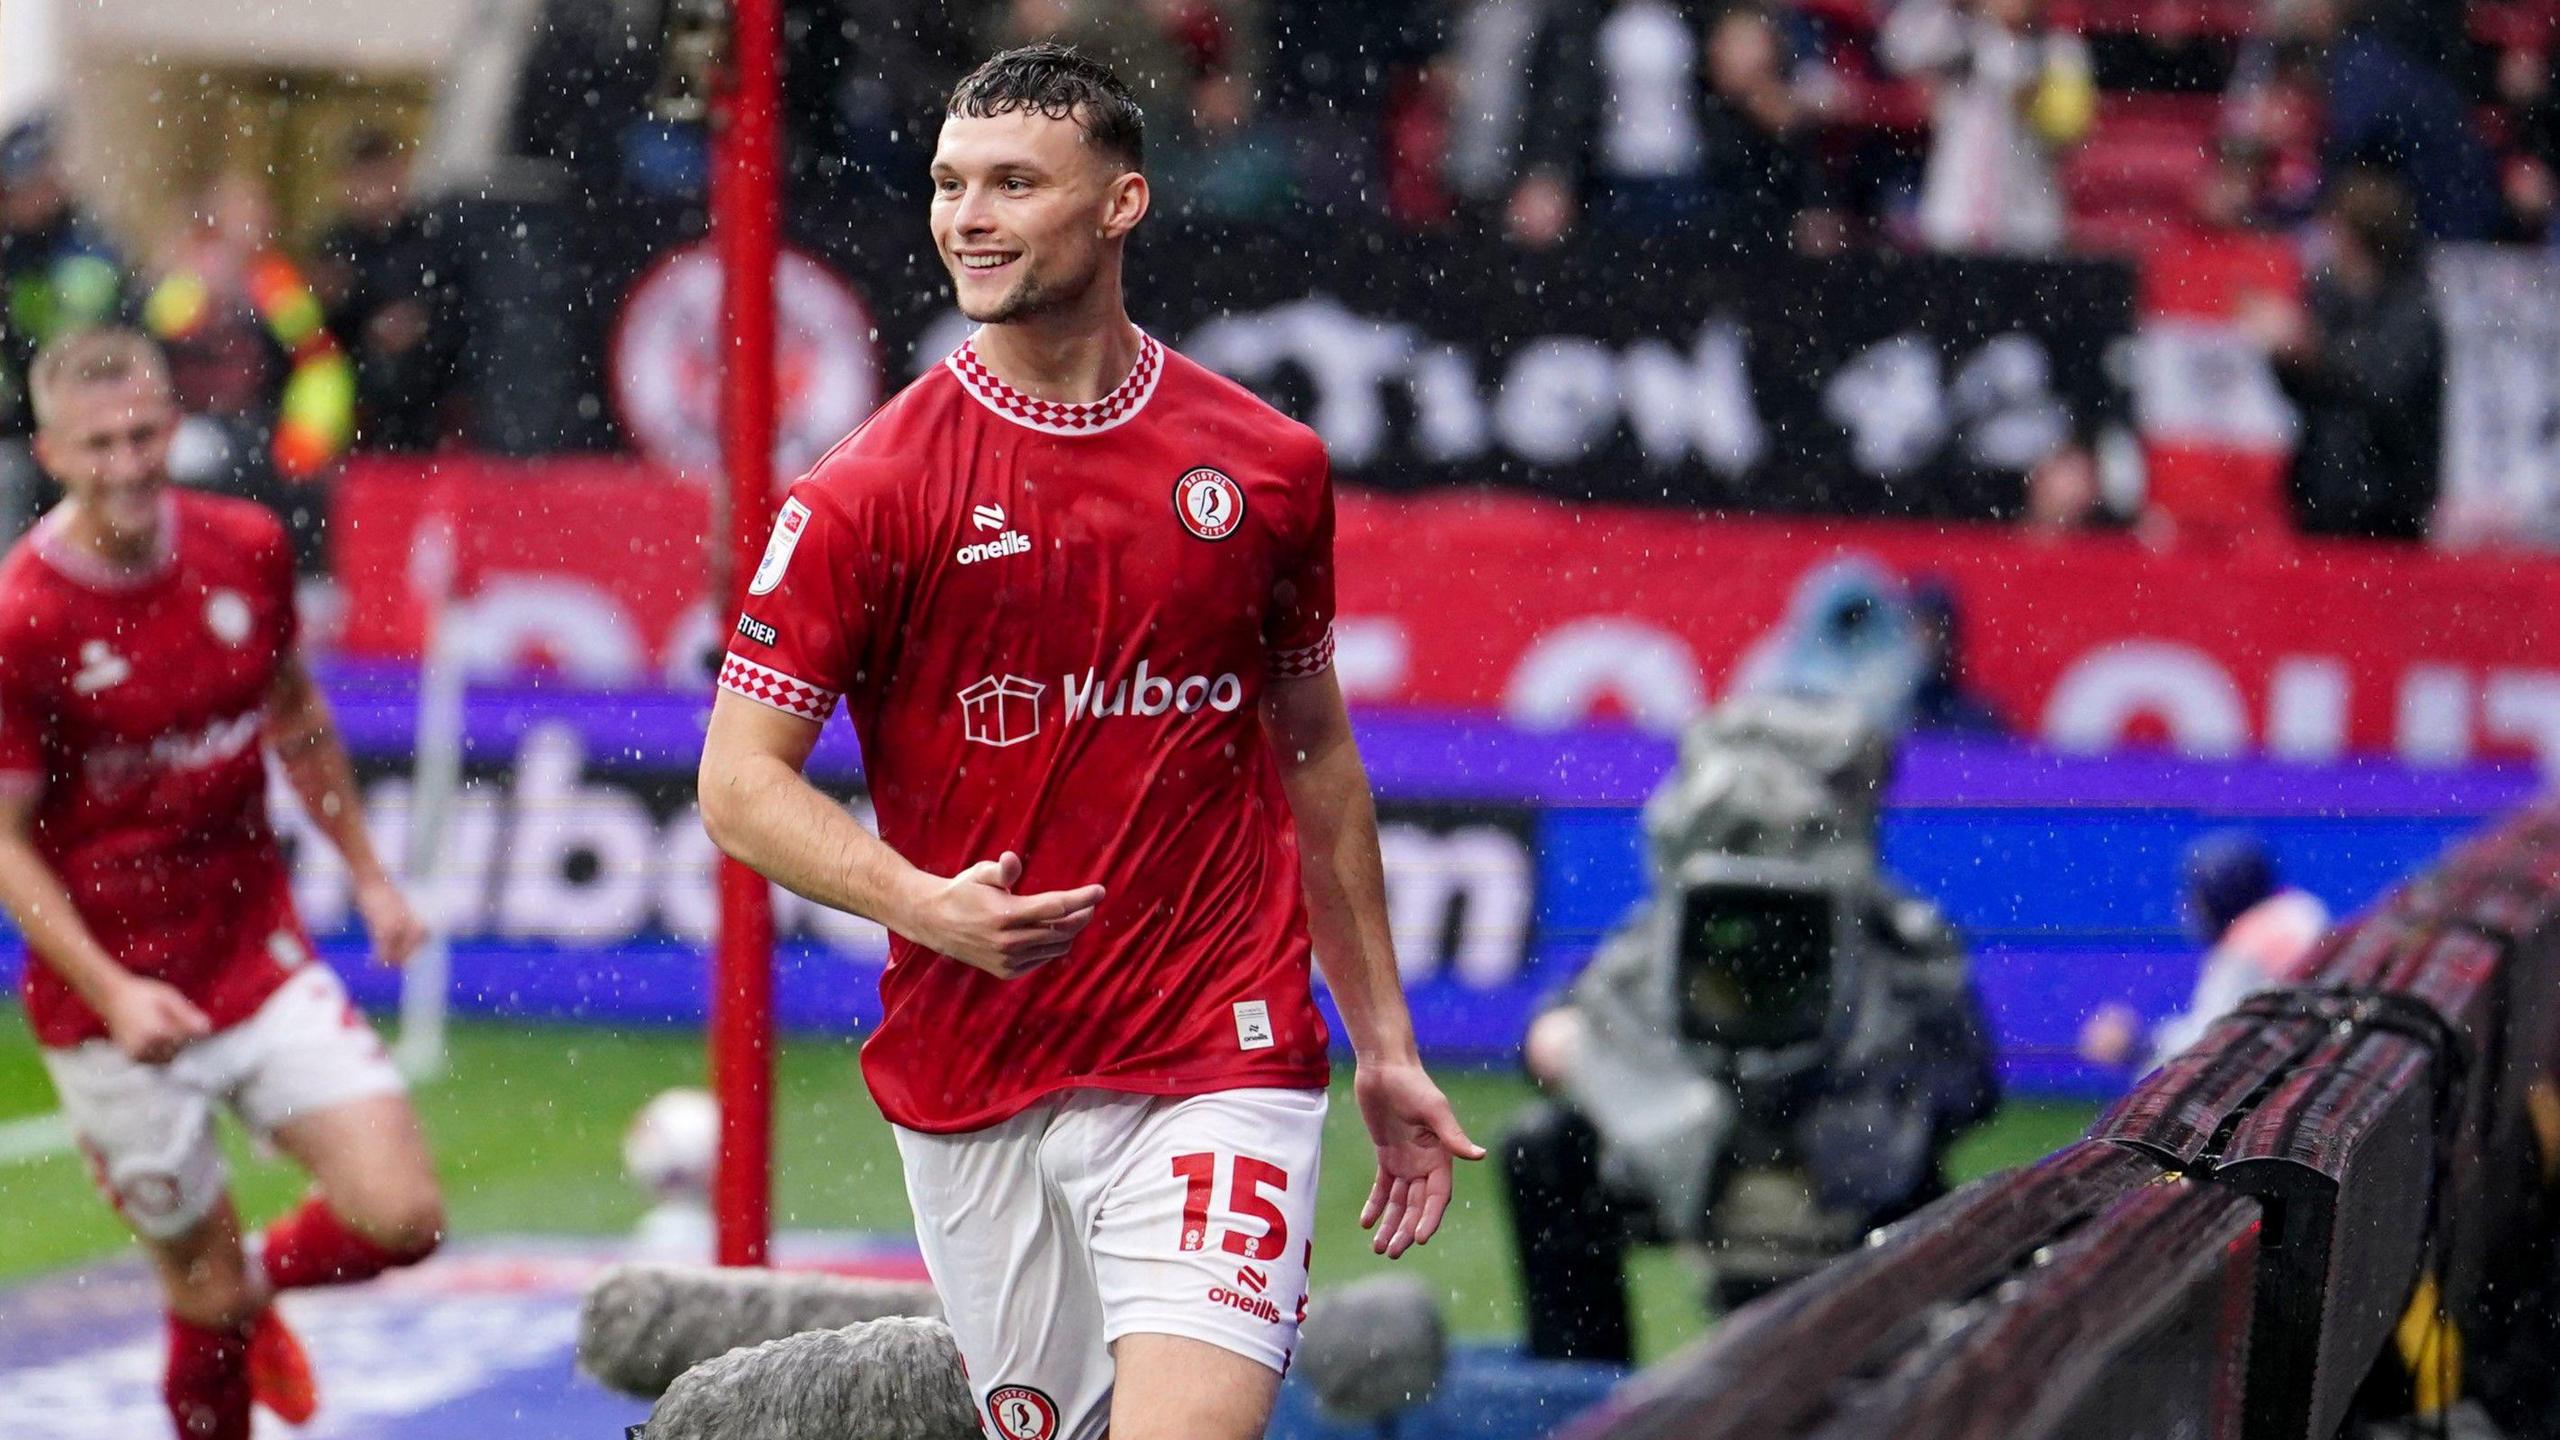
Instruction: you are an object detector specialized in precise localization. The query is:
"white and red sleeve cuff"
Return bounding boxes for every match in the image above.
[718,653,840,723]
[1268,625,1335,680]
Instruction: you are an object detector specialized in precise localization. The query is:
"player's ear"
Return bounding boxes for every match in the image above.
[1100,168,1148,241]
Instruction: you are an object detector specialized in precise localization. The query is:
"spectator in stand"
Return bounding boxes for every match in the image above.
[2491,40,2560,244]
[2219,36,2329,233]
[1905,578,2010,734]
[311,130,454,453]
[1508,1,1840,255]
[1441,0,1561,221]
[142,172,354,571]
[2189,135,2290,236]
[1263,0,1448,214]
[2257,0,2501,241]
[2245,168,2442,542]
[0,116,132,538]
[1153,69,1300,222]
[981,0,1212,142]
[1881,0,2094,255]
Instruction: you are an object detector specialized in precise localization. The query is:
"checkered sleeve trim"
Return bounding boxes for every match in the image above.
[718,653,840,723]
[1268,625,1335,679]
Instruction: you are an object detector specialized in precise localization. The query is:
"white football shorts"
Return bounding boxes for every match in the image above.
[893,1085,1329,1440]
[41,965,407,1240]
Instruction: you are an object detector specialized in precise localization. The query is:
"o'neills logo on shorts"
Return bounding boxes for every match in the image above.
[1205,1284,1286,1324]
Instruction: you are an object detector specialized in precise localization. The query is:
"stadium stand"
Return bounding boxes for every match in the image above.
[1558,798,2560,1440]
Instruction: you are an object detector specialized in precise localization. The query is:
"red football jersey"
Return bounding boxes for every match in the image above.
[722,330,1338,1132]
[0,492,312,1047]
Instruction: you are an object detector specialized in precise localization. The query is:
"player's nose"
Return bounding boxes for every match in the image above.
[948,187,1000,236]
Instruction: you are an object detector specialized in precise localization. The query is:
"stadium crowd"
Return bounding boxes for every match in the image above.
[2,0,2552,551]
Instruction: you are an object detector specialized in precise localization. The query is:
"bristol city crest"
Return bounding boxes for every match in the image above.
[1173,468,1244,541]
[986,1384,1059,1440]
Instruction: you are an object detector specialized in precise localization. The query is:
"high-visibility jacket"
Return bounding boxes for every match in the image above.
[144,251,354,478]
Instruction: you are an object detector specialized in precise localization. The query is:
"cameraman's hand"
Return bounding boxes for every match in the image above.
[1355,1058,1487,1258]
[901,851,1104,981]
[2078,1002,2141,1068]
[1522,1009,1588,1090]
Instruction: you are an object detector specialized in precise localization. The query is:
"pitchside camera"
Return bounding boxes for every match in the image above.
[1671,860,1841,1058]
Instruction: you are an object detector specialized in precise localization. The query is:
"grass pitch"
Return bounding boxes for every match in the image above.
[0,1010,2093,1364]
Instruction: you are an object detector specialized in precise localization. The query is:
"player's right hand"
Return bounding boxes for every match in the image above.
[101,976,212,1065]
[909,851,1105,981]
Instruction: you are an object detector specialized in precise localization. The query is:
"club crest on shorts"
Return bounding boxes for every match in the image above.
[1173,467,1244,541]
[986,1384,1059,1440]
[750,497,812,596]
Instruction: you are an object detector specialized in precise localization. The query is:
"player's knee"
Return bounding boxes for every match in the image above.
[373,1192,446,1262]
[346,1188,445,1262]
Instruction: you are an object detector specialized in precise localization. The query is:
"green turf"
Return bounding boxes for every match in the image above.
[0,1010,2095,1365]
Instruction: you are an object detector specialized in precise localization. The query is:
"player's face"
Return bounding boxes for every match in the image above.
[929,109,1139,325]
[34,373,176,545]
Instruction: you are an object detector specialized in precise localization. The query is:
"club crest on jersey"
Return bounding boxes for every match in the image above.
[206,589,253,647]
[1173,467,1244,541]
[749,498,812,596]
[987,1384,1059,1440]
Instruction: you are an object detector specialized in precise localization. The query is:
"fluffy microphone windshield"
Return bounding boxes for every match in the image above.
[644,1317,981,1440]
[1293,1273,1449,1423]
[580,1263,943,1398]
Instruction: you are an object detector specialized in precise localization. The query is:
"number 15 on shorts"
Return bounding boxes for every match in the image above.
[1171,1152,1290,1260]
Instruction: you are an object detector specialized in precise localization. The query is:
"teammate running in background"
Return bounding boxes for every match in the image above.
[698,44,1481,1440]
[0,328,443,1440]
[2079,829,2331,1073]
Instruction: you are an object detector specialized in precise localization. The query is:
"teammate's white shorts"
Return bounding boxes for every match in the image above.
[41,966,406,1241]
[894,1086,1328,1440]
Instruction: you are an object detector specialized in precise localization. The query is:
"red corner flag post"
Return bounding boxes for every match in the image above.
[711,0,783,1268]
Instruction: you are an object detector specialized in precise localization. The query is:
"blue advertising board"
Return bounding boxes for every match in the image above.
[0,667,2534,1095]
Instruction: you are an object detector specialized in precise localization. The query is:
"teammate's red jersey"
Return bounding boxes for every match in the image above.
[722,330,1338,1132]
[0,492,310,1047]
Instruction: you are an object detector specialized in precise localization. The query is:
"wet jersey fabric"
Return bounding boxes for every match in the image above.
[0,492,310,1047]
[721,330,1338,1132]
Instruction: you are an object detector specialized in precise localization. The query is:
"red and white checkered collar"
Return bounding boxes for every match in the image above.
[944,329,1163,437]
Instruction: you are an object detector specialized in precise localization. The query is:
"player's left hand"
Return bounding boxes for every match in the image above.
[354,876,428,968]
[1353,1058,1487,1259]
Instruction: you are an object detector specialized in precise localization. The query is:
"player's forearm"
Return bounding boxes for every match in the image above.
[1281,744,1420,1066]
[0,830,133,1010]
[698,750,933,937]
[272,690,391,886]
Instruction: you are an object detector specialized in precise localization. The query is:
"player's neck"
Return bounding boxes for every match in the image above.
[967,308,1143,406]
[58,500,165,572]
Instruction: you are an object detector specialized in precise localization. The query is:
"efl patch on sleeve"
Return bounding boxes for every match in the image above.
[749,497,813,596]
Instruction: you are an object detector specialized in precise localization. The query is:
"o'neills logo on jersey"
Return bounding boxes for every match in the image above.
[1062,660,1244,720]
[955,530,1031,566]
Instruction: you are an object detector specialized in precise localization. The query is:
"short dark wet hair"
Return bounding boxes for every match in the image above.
[946,43,1144,171]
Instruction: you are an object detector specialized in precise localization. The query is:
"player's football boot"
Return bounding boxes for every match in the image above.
[248,1306,319,1425]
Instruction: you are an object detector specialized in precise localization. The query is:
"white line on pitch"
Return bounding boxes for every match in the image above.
[0,1112,69,1166]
